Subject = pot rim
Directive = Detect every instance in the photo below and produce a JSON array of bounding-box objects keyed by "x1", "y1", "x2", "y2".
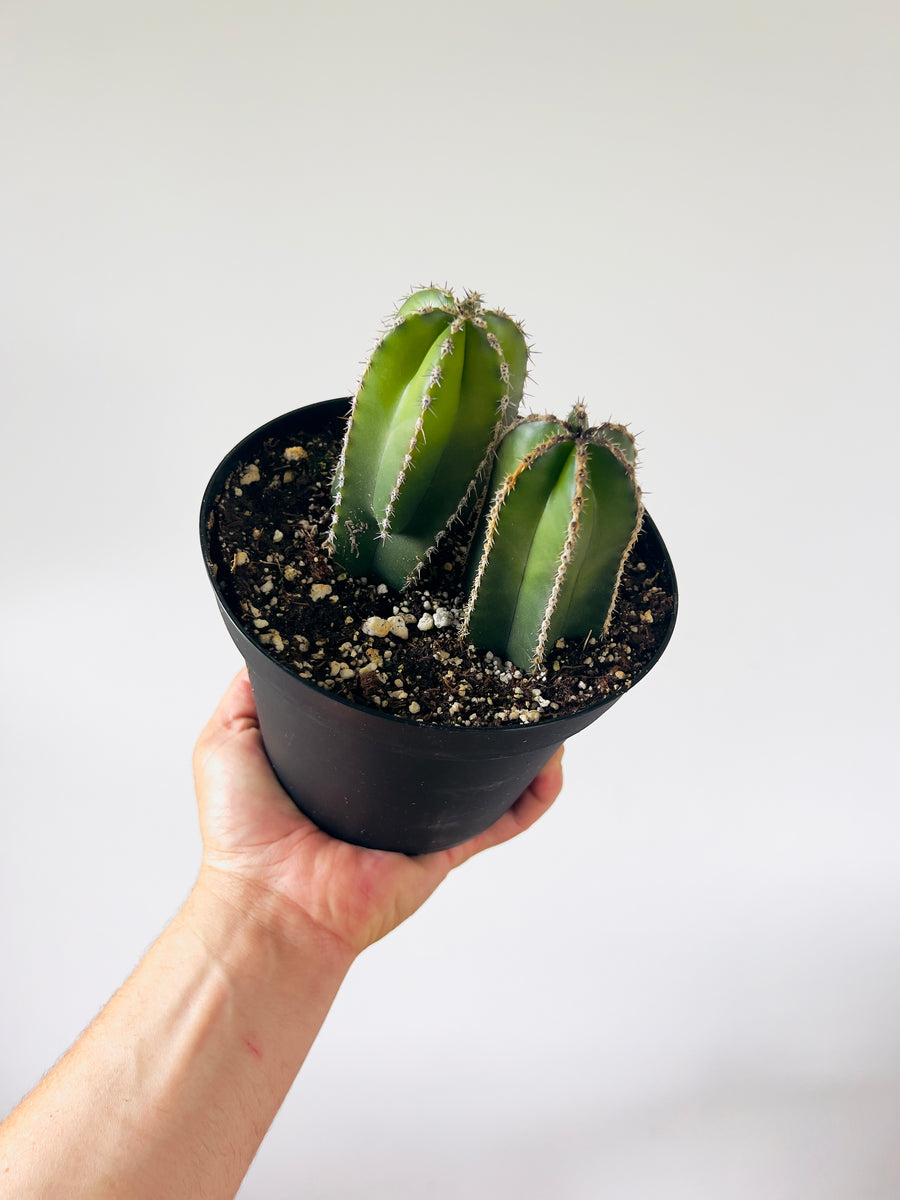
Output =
[{"x1": 200, "y1": 397, "x2": 678, "y2": 735}]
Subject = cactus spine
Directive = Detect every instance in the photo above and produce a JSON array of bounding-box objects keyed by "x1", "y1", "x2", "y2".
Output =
[
  {"x1": 462, "y1": 405, "x2": 642, "y2": 674},
  {"x1": 329, "y1": 287, "x2": 528, "y2": 591}
]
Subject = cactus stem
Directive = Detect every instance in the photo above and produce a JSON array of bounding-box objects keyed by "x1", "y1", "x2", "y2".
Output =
[
  {"x1": 463, "y1": 410, "x2": 644, "y2": 673},
  {"x1": 381, "y1": 400, "x2": 430, "y2": 531},
  {"x1": 331, "y1": 286, "x2": 528, "y2": 589},
  {"x1": 463, "y1": 433, "x2": 570, "y2": 635},
  {"x1": 533, "y1": 443, "x2": 588, "y2": 669}
]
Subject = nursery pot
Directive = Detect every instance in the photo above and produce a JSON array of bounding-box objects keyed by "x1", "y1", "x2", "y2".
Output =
[{"x1": 201, "y1": 398, "x2": 678, "y2": 855}]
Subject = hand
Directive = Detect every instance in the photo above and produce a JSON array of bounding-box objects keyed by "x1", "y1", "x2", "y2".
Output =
[{"x1": 193, "y1": 669, "x2": 564, "y2": 959}]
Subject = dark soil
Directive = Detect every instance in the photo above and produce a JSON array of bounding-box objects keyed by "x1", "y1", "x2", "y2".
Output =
[{"x1": 205, "y1": 415, "x2": 676, "y2": 728}]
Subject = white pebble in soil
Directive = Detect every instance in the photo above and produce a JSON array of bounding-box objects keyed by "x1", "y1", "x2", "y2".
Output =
[{"x1": 362, "y1": 615, "x2": 409, "y2": 640}]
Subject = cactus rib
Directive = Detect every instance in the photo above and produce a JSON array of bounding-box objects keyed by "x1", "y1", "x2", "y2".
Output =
[{"x1": 329, "y1": 287, "x2": 528, "y2": 590}]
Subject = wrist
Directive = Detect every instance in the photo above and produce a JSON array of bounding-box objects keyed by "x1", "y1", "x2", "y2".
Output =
[{"x1": 186, "y1": 866, "x2": 358, "y2": 989}]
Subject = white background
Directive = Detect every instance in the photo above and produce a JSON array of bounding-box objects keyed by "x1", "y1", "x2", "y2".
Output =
[{"x1": 1, "y1": 1, "x2": 898, "y2": 1196}]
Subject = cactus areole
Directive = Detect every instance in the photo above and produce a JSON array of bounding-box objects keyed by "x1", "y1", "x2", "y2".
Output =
[{"x1": 329, "y1": 288, "x2": 528, "y2": 592}]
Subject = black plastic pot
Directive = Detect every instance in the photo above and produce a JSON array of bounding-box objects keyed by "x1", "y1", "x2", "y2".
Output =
[{"x1": 201, "y1": 399, "x2": 678, "y2": 855}]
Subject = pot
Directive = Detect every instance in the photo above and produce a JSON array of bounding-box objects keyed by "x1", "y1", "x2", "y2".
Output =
[{"x1": 200, "y1": 399, "x2": 678, "y2": 854}]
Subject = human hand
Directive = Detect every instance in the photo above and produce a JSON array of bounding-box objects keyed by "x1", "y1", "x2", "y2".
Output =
[{"x1": 192, "y1": 669, "x2": 564, "y2": 960}]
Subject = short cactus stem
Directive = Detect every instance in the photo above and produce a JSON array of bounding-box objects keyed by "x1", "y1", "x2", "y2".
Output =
[
  {"x1": 462, "y1": 405, "x2": 643, "y2": 674},
  {"x1": 329, "y1": 287, "x2": 529, "y2": 590}
]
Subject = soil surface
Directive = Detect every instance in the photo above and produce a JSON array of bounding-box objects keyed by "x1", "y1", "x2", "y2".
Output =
[{"x1": 205, "y1": 416, "x2": 676, "y2": 728}]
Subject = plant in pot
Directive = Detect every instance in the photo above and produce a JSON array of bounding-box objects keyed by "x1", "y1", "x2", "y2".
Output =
[{"x1": 201, "y1": 287, "x2": 677, "y2": 854}]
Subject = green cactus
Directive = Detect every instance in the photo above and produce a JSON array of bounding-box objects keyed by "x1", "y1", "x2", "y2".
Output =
[
  {"x1": 461, "y1": 405, "x2": 643, "y2": 673},
  {"x1": 329, "y1": 287, "x2": 528, "y2": 590}
]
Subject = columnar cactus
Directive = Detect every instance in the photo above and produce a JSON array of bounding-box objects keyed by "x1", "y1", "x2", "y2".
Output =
[
  {"x1": 461, "y1": 405, "x2": 642, "y2": 673},
  {"x1": 329, "y1": 287, "x2": 528, "y2": 590}
]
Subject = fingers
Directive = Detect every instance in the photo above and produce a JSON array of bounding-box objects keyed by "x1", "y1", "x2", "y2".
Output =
[
  {"x1": 192, "y1": 668, "x2": 278, "y2": 805},
  {"x1": 445, "y1": 746, "x2": 565, "y2": 868},
  {"x1": 193, "y1": 669, "x2": 309, "y2": 844},
  {"x1": 203, "y1": 668, "x2": 258, "y2": 739},
  {"x1": 193, "y1": 669, "x2": 257, "y2": 770},
  {"x1": 497, "y1": 744, "x2": 565, "y2": 841},
  {"x1": 215, "y1": 667, "x2": 258, "y2": 725}
]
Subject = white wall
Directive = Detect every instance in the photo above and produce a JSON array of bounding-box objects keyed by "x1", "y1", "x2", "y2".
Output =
[{"x1": 2, "y1": 2, "x2": 898, "y2": 1195}]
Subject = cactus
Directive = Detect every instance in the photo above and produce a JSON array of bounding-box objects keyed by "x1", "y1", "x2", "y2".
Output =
[
  {"x1": 461, "y1": 405, "x2": 642, "y2": 673},
  {"x1": 329, "y1": 287, "x2": 528, "y2": 590}
]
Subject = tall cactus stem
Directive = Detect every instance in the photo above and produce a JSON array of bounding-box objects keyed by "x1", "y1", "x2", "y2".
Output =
[{"x1": 329, "y1": 287, "x2": 528, "y2": 590}]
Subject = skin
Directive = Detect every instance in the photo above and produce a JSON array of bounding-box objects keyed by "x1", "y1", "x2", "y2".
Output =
[{"x1": 0, "y1": 669, "x2": 564, "y2": 1199}]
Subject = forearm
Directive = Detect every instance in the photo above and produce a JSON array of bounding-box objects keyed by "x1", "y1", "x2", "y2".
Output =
[{"x1": 0, "y1": 872, "x2": 354, "y2": 1200}]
